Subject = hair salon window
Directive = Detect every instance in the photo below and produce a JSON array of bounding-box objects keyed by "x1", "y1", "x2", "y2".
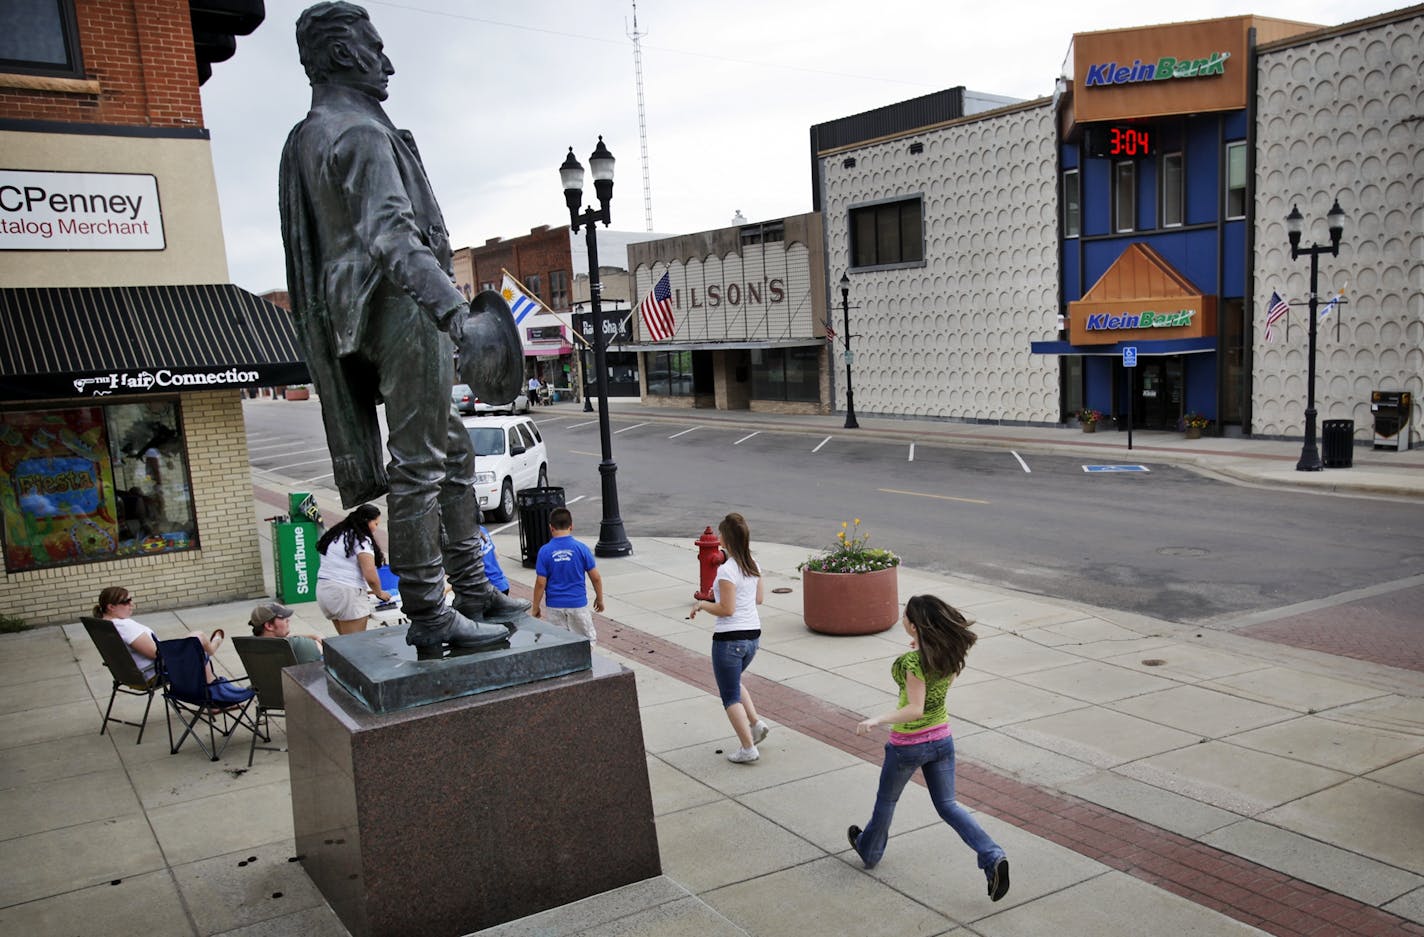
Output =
[
  {"x1": 1, "y1": 0, "x2": 84, "y2": 78},
  {"x1": 0, "y1": 400, "x2": 199, "y2": 573},
  {"x1": 645, "y1": 350, "x2": 694, "y2": 397},
  {"x1": 750, "y1": 347, "x2": 819, "y2": 402},
  {"x1": 1225, "y1": 141, "x2": 1247, "y2": 220}
]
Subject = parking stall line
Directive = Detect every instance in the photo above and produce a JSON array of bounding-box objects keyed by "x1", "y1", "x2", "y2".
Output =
[
  {"x1": 908, "y1": 443, "x2": 915, "y2": 462},
  {"x1": 878, "y1": 487, "x2": 991, "y2": 505},
  {"x1": 613, "y1": 422, "x2": 647, "y2": 435},
  {"x1": 569, "y1": 449, "x2": 600, "y2": 457},
  {"x1": 248, "y1": 441, "x2": 313, "y2": 453},
  {"x1": 300, "y1": 472, "x2": 335, "y2": 484},
  {"x1": 273, "y1": 457, "x2": 334, "y2": 470},
  {"x1": 568, "y1": 420, "x2": 598, "y2": 429},
  {"x1": 1012, "y1": 451, "x2": 1031, "y2": 473},
  {"x1": 734, "y1": 431, "x2": 760, "y2": 445},
  {"x1": 812, "y1": 436, "x2": 831, "y2": 453},
  {"x1": 669, "y1": 427, "x2": 698, "y2": 439}
]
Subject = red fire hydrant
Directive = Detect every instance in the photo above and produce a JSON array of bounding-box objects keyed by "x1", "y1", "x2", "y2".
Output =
[{"x1": 694, "y1": 525, "x2": 726, "y2": 601}]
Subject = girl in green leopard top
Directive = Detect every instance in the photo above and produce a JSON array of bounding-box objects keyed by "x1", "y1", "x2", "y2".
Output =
[{"x1": 848, "y1": 595, "x2": 1010, "y2": 902}]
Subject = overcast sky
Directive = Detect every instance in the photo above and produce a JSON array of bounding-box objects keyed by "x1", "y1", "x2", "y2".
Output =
[{"x1": 200, "y1": 0, "x2": 1395, "y2": 294}]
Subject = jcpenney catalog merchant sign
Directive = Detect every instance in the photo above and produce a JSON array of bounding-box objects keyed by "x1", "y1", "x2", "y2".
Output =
[{"x1": 0, "y1": 169, "x2": 165, "y2": 251}]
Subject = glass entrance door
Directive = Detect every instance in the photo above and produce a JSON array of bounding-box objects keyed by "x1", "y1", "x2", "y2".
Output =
[{"x1": 1134, "y1": 357, "x2": 1183, "y2": 429}]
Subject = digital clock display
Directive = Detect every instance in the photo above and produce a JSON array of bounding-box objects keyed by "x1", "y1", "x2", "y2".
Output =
[{"x1": 1084, "y1": 125, "x2": 1152, "y2": 159}]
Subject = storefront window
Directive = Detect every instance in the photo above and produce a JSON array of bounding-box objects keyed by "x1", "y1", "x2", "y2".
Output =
[
  {"x1": 750, "y1": 348, "x2": 820, "y2": 402},
  {"x1": 646, "y1": 351, "x2": 693, "y2": 397},
  {"x1": 0, "y1": 400, "x2": 198, "y2": 572}
]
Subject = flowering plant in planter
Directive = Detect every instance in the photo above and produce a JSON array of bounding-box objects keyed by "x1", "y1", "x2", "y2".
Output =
[
  {"x1": 1181, "y1": 412, "x2": 1210, "y2": 430},
  {"x1": 1078, "y1": 408, "x2": 1104, "y2": 425},
  {"x1": 798, "y1": 518, "x2": 899, "y2": 574}
]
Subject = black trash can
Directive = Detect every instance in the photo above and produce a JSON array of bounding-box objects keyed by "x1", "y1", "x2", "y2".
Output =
[
  {"x1": 517, "y1": 486, "x2": 566, "y2": 568},
  {"x1": 1322, "y1": 419, "x2": 1354, "y2": 468}
]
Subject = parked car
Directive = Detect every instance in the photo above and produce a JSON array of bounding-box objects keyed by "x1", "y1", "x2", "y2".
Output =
[
  {"x1": 462, "y1": 414, "x2": 549, "y2": 522},
  {"x1": 473, "y1": 390, "x2": 532, "y2": 415},
  {"x1": 451, "y1": 383, "x2": 478, "y2": 415}
]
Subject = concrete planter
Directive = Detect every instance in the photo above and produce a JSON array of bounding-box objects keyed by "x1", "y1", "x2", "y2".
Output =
[
  {"x1": 1081, "y1": 422, "x2": 1097, "y2": 433},
  {"x1": 1184, "y1": 426, "x2": 1203, "y2": 439},
  {"x1": 803, "y1": 566, "x2": 899, "y2": 635}
]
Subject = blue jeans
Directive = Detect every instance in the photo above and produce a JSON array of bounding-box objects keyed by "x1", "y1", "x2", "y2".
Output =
[
  {"x1": 711, "y1": 638, "x2": 758, "y2": 707},
  {"x1": 852, "y1": 736, "x2": 1004, "y2": 873}
]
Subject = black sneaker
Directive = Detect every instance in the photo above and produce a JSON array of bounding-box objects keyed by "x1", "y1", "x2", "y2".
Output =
[
  {"x1": 847, "y1": 825, "x2": 862, "y2": 852},
  {"x1": 988, "y1": 857, "x2": 1010, "y2": 902}
]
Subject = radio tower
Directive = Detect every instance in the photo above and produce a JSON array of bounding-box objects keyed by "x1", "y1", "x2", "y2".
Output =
[{"x1": 628, "y1": 1, "x2": 654, "y2": 231}]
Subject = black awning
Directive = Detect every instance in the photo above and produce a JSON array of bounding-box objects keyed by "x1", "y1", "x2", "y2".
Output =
[{"x1": 0, "y1": 284, "x2": 309, "y2": 401}]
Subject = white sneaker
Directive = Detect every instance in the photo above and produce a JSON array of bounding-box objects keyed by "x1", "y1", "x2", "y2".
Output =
[
  {"x1": 752, "y1": 720, "x2": 771, "y2": 744},
  {"x1": 727, "y1": 746, "x2": 760, "y2": 764}
]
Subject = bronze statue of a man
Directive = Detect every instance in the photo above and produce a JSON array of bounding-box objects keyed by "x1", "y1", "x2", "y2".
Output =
[{"x1": 278, "y1": 1, "x2": 528, "y2": 656}]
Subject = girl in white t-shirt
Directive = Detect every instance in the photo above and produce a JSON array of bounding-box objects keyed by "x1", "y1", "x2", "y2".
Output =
[
  {"x1": 315, "y1": 504, "x2": 392, "y2": 634},
  {"x1": 95, "y1": 586, "x2": 222, "y2": 683},
  {"x1": 688, "y1": 513, "x2": 770, "y2": 764}
]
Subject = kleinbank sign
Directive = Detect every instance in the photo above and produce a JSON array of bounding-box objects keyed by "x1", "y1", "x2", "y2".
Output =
[{"x1": 0, "y1": 169, "x2": 165, "y2": 251}]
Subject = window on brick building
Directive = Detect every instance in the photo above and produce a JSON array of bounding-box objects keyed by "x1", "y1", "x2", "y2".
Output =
[
  {"x1": 0, "y1": 399, "x2": 200, "y2": 573},
  {"x1": 550, "y1": 270, "x2": 569, "y2": 309},
  {"x1": 1, "y1": 0, "x2": 84, "y2": 78},
  {"x1": 526, "y1": 274, "x2": 542, "y2": 301}
]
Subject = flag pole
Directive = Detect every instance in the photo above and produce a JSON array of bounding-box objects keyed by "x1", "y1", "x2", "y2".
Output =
[{"x1": 502, "y1": 267, "x2": 593, "y2": 349}]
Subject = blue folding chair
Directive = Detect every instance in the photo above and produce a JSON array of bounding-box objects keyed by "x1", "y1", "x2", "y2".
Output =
[{"x1": 157, "y1": 636, "x2": 256, "y2": 761}]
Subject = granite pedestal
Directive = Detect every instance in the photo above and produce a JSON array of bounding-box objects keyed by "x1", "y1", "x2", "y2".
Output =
[{"x1": 284, "y1": 641, "x2": 661, "y2": 937}]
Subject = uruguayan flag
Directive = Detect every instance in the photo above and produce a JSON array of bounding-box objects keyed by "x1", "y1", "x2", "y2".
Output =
[{"x1": 500, "y1": 272, "x2": 543, "y2": 324}]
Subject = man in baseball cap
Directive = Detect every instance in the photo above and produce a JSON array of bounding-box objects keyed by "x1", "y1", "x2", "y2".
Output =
[{"x1": 248, "y1": 603, "x2": 323, "y2": 663}]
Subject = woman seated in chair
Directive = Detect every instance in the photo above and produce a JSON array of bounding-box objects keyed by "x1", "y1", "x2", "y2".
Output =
[{"x1": 95, "y1": 586, "x2": 223, "y2": 683}]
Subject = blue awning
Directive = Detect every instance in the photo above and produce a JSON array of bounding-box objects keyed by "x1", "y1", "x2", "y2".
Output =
[{"x1": 1030, "y1": 337, "x2": 1217, "y2": 356}]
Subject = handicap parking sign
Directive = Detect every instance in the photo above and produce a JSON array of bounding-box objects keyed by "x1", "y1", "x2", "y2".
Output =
[{"x1": 1123, "y1": 346, "x2": 1138, "y2": 367}]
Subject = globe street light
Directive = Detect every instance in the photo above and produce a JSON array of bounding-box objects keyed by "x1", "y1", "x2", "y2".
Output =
[
  {"x1": 1285, "y1": 198, "x2": 1346, "y2": 472},
  {"x1": 561, "y1": 138, "x2": 632, "y2": 556},
  {"x1": 840, "y1": 272, "x2": 859, "y2": 429}
]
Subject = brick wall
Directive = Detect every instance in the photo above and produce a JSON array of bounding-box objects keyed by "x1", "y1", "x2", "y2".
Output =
[
  {"x1": 455, "y1": 226, "x2": 574, "y2": 308},
  {"x1": 1, "y1": 391, "x2": 266, "y2": 627},
  {"x1": 0, "y1": 0, "x2": 204, "y2": 128}
]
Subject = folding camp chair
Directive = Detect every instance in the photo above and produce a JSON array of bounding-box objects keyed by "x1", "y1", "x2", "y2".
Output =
[
  {"x1": 232, "y1": 636, "x2": 298, "y2": 767},
  {"x1": 80, "y1": 616, "x2": 160, "y2": 744},
  {"x1": 156, "y1": 636, "x2": 256, "y2": 761}
]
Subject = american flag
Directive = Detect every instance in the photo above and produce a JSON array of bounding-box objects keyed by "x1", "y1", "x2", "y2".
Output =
[
  {"x1": 1263, "y1": 291, "x2": 1289, "y2": 343},
  {"x1": 638, "y1": 272, "x2": 676, "y2": 342}
]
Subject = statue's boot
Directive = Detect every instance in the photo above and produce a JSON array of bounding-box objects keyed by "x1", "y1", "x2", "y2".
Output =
[
  {"x1": 452, "y1": 290, "x2": 524, "y2": 403},
  {"x1": 405, "y1": 605, "x2": 510, "y2": 661},
  {"x1": 455, "y1": 585, "x2": 530, "y2": 626}
]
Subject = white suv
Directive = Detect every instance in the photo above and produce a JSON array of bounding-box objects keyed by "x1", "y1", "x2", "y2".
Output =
[{"x1": 462, "y1": 415, "x2": 550, "y2": 522}]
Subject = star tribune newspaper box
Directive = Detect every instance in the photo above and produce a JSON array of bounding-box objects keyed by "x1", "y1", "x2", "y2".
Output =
[{"x1": 272, "y1": 492, "x2": 322, "y2": 604}]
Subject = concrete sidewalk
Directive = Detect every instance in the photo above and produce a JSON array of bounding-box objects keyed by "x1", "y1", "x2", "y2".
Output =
[
  {"x1": 3, "y1": 513, "x2": 1422, "y2": 935},
  {"x1": 2, "y1": 404, "x2": 1421, "y2": 935}
]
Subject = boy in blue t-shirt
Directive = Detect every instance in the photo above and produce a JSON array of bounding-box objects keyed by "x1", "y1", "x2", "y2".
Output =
[
  {"x1": 479, "y1": 526, "x2": 510, "y2": 595},
  {"x1": 532, "y1": 507, "x2": 603, "y2": 643}
]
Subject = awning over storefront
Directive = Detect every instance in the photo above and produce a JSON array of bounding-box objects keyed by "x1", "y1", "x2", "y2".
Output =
[
  {"x1": 0, "y1": 284, "x2": 308, "y2": 401},
  {"x1": 1031, "y1": 337, "x2": 1217, "y2": 356},
  {"x1": 524, "y1": 343, "x2": 574, "y2": 357},
  {"x1": 625, "y1": 338, "x2": 825, "y2": 352}
]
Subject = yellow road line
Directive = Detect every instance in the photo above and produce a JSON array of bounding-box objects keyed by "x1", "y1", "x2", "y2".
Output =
[{"x1": 878, "y1": 487, "x2": 991, "y2": 505}]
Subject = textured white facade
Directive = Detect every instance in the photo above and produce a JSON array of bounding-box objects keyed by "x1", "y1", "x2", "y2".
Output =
[
  {"x1": 819, "y1": 103, "x2": 1060, "y2": 423},
  {"x1": 1252, "y1": 12, "x2": 1423, "y2": 441}
]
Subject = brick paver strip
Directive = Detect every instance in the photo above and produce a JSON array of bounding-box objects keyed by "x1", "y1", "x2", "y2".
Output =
[
  {"x1": 587, "y1": 614, "x2": 1424, "y2": 937},
  {"x1": 253, "y1": 485, "x2": 1419, "y2": 935}
]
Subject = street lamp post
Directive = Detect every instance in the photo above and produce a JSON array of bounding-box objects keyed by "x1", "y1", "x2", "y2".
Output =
[
  {"x1": 840, "y1": 272, "x2": 858, "y2": 429},
  {"x1": 1285, "y1": 198, "x2": 1346, "y2": 472},
  {"x1": 561, "y1": 138, "x2": 632, "y2": 556}
]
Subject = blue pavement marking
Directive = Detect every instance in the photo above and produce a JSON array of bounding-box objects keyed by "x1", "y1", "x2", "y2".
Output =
[{"x1": 1083, "y1": 464, "x2": 1151, "y2": 472}]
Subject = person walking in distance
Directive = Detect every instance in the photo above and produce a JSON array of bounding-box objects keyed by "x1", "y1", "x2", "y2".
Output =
[
  {"x1": 848, "y1": 595, "x2": 1010, "y2": 902},
  {"x1": 689, "y1": 513, "x2": 770, "y2": 764}
]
